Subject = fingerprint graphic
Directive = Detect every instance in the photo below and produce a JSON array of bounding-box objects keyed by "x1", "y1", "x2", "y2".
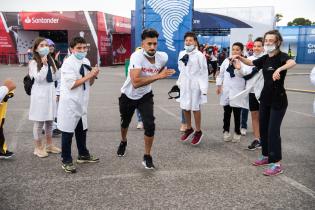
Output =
[{"x1": 147, "y1": 0, "x2": 190, "y2": 51}]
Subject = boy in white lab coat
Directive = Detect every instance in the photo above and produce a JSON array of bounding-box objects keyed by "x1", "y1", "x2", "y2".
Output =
[
  {"x1": 0, "y1": 79, "x2": 16, "y2": 159},
  {"x1": 177, "y1": 32, "x2": 208, "y2": 145},
  {"x1": 58, "y1": 37, "x2": 99, "y2": 173},
  {"x1": 216, "y1": 42, "x2": 246, "y2": 143}
]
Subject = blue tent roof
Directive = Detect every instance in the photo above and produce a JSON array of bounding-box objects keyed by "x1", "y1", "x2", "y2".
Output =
[{"x1": 193, "y1": 10, "x2": 252, "y2": 29}]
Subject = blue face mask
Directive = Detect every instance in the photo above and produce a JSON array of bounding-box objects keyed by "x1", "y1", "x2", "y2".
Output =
[
  {"x1": 184, "y1": 45, "x2": 195, "y2": 52},
  {"x1": 37, "y1": 47, "x2": 49, "y2": 57},
  {"x1": 74, "y1": 51, "x2": 87, "y2": 60}
]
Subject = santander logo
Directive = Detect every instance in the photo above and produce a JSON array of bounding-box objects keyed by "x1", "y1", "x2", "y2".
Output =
[{"x1": 24, "y1": 16, "x2": 59, "y2": 24}]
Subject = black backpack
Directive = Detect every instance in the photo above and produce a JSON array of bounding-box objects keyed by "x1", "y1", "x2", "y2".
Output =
[{"x1": 23, "y1": 74, "x2": 34, "y2": 95}]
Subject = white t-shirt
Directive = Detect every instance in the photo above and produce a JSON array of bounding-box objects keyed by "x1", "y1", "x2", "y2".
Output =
[
  {"x1": 0, "y1": 86, "x2": 9, "y2": 102},
  {"x1": 121, "y1": 49, "x2": 168, "y2": 100}
]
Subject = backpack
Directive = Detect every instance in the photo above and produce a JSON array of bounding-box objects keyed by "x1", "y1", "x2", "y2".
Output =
[{"x1": 23, "y1": 74, "x2": 34, "y2": 95}]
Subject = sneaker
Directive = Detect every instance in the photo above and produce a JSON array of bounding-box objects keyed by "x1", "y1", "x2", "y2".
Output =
[
  {"x1": 263, "y1": 163, "x2": 283, "y2": 176},
  {"x1": 191, "y1": 131, "x2": 203, "y2": 145},
  {"x1": 117, "y1": 141, "x2": 127, "y2": 157},
  {"x1": 180, "y1": 128, "x2": 194, "y2": 142},
  {"x1": 62, "y1": 162, "x2": 76, "y2": 173},
  {"x1": 241, "y1": 128, "x2": 247, "y2": 136},
  {"x1": 232, "y1": 133, "x2": 241, "y2": 143},
  {"x1": 46, "y1": 144, "x2": 61, "y2": 154},
  {"x1": 179, "y1": 123, "x2": 187, "y2": 132},
  {"x1": 76, "y1": 155, "x2": 99, "y2": 163},
  {"x1": 0, "y1": 150, "x2": 15, "y2": 159},
  {"x1": 252, "y1": 155, "x2": 269, "y2": 166},
  {"x1": 33, "y1": 147, "x2": 48, "y2": 158},
  {"x1": 142, "y1": 154, "x2": 155, "y2": 169},
  {"x1": 247, "y1": 139, "x2": 261, "y2": 150},
  {"x1": 52, "y1": 129, "x2": 61, "y2": 137},
  {"x1": 136, "y1": 122, "x2": 143, "y2": 129},
  {"x1": 223, "y1": 131, "x2": 231, "y2": 142}
]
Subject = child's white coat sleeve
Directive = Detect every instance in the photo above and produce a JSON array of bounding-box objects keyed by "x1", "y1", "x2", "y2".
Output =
[
  {"x1": 216, "y1": 59, "x2": 227, "y2": 86},
  {"x1": 61, "y1": 61, "x2": 77, "y2": 90},
  {"x1": 29, "y1": 60, "x2": 49, "y2": 82},
  {"x1": 198, "y1": 53, "x2": 209, "y2": 94}
]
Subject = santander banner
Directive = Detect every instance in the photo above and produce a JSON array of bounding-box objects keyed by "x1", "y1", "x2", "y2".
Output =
[
  {"x1": 19, "y1": 12, "x2": 86, "y2": 30},
  {"x1": 0, "y1": 12, "x2": 16, "y2": 54}
]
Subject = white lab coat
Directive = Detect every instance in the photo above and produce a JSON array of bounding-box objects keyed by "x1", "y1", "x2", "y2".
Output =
[
  {"x1": 310, "y1": 66, "x2": 315, "y2": 114},
  {"x1": 177, "y1": 49, "x2": 208, "y2": 111},
  {"x1": 229, "y1": 55, "x2": 264, "y2": 109},
  {"x1": 29, "y1": 60, "x2": 60, "y2": 121},
  {"x1": 216, "y1": 58, "x2": 246, "y2": 107},
  {"x1": 57, "y1": 55, "x2": 91, "y2": 133}
]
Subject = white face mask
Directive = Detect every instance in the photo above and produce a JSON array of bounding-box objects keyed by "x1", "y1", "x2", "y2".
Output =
[
  {"x1": 184, "y1": 45, "x2": 195, "y2": 52},
  {"x1": 264, "y1": 45, "x2": 276, "y2": 54},
  {"x1": 254, "y1": 52, "x2": 264, "y2": 58},
  {"x1": 37, "y1": 47, "x2": 49, "y2": 57},
  {"x1": 143, "y1": 50, "x2": 156, "y2": 58}
]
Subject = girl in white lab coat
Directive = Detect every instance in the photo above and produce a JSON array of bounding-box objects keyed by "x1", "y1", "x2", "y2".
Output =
[
  {"x1": 177, "y1": 32, "x2": 208, "y2": 146},
  {"x1": 216, "y1": 42, "x2": 246, "y2": 143},
  {"x1": 29, "y1": 37, "x2": 61, "y2": 158}
]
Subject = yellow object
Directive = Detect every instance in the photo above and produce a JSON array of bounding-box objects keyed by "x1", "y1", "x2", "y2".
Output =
[{"x1": 0, "y1": 91, "x2": 14, "y2": 153}]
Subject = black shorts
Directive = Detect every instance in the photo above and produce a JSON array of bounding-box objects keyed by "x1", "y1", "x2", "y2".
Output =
[
  {"x1": 249, "y1": 93, "x2": 260, "y2": 111},
  {"x1": 119, "y1": 91, "x2": 155, "y2": 137}
]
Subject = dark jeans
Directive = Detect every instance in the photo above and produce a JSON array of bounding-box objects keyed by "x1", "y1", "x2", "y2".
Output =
[
  {"x1": 223, "y1": 105, "x2": 241, "y2": 134},
  {"x1": 241, "y1": 108, "x2": 249, "y2": 129},
  {"x1": 259, "y1": 103, "x2": 287, "y2": 163},
  {"x1": 119, "y1": 92, "x2": 155, "y2": 137},
  {"x1": 0, "y1": 126, "x2": 5, "y2": 154},
  {"x1": 61, "y1": 118, "x2": 90, "y2": 164}
]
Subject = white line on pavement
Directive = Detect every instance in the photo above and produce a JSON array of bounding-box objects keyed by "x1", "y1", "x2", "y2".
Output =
[
  {"x1": 9, "y1": 109, "x2": 29, "y2": 150},
  {"x1": 287, "y1": 109, "x2": 315, "y2": 118}
]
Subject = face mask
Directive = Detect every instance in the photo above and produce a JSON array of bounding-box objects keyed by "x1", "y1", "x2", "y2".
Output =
[
  {"x1": 264, "y1": 45, "x2": 276, "y2": 54},
  {"x1": 143, "y1": 50, "x2": 156, "y2": 58},
  {"x1": 254, "y1": 52, "x2": 264, "y2": 58},
  {"x1": 247, "y1": 51, "x2": 253, "y2": 56},
  {"x1": 37, "y1": 47, "x2": 49, "y2": 57},
  {"x1": 74, "y1": 51, "x2": 87, "y2": 60},
  {"x1": 184, "y1": 45, "x2": 195, "y2": 52}
]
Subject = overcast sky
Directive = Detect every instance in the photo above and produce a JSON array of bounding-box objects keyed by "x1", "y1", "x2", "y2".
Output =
[{"x1": 1, "y1": 0, "x2": 314, "y2": 26}]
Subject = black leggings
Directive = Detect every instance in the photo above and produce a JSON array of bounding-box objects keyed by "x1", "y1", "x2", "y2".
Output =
[
  {"x1": 259, "y1": 103, "x2": 287, "y2": 163},
  {"x1": 119, "y1": 92, "x2": 155, "y2": 137},
  {"x1": 223, "y1": 105, "x2": 241, "y2": 134}
]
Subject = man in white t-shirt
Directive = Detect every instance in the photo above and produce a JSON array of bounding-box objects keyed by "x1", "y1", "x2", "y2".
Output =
[{"x1": 117, "y1": 28, "x2": 175, "y2": 169}]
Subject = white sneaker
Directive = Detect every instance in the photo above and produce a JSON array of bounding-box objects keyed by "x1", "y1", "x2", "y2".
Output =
[
  {"x1": 223, "y1": 131, "x2": 231, "y2": 142},
  {"x1": 232, "y1": 134, "x2": 241, "y2": 143},
  {"x1": 136, "y1": 122, "x2": 143, "y2": 129},
  {"x1": 241, "y1": 128, "x2": 247, "y2": 136}
]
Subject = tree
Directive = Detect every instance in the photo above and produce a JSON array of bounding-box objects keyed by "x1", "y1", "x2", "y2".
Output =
[
  {"x1": 275, "y1": 13, "x2": 283, "y2": 23},
  {"x1": 288, "y1": 18, "x2": 312, "y2": 26}
]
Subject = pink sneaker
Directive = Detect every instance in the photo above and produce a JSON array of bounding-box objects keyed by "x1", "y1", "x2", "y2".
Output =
[
  {"x1": 191, "y1": 131, "x2": 203, "y2": 145},
  {"x1": 180, "y1": 128, "x2": 194, "y2": 142},
  {"x1": 252, "y1": 156, "x2": 269, "y2": 166},
  {"x1": 263, "y1": 163, "x2": 283, "y2": 176}
]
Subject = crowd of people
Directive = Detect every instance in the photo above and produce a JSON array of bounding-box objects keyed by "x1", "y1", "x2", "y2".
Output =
[{"x1": 1, "y1": 28, "x2": 302, "y2": 177}]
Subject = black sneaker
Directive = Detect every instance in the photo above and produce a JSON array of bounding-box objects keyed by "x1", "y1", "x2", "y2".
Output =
[
  {"x1": 142, "y1": 154, "x2": 155, "y2": 169},
  {"x1": 0, "y1": 150, "x2": 15, "y2": 159},
  {"x1": 76, "y1": 155, "x2": 99, "y2": 163},
  {"x1": 247, "y1": 139, "x2": 261, "y2": 151},
  {"x1": 117, "y1": 141, "x2": 127, "y2": 157},
  {"x1": 52, "y1": 129, "x2": 62, "y2": 137},
  {"x1": 62, "y1": 162, "x2": 76, "y2": 173}
]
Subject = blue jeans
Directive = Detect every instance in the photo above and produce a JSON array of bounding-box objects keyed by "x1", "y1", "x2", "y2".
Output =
[
  {"x1": 241, "y1": 108, "x2": 249, "y2": 129},
  {"x1": 61, "y1": 119, "x2": 90, "y2": 164}
]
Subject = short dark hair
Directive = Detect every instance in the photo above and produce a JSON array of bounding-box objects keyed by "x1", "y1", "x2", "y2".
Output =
[
  {"x1": 232, "y1": 42, "x2": 244, "y2": 51},
  {"x1": 263, "y1": 30, "x2": 283, "y2": 46},
  {"x1": 70, "y1": 37, "x2": 87, "y2": 48},
  {"x1": 184, "y1": 31, "x2": 197, "y2": 41},
  {"x1": 141, "y1": 28, "x2": 159, "y2": 40},
  {"x1": 254, "y1": 37, "x2": 263, "y2": 43}
]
